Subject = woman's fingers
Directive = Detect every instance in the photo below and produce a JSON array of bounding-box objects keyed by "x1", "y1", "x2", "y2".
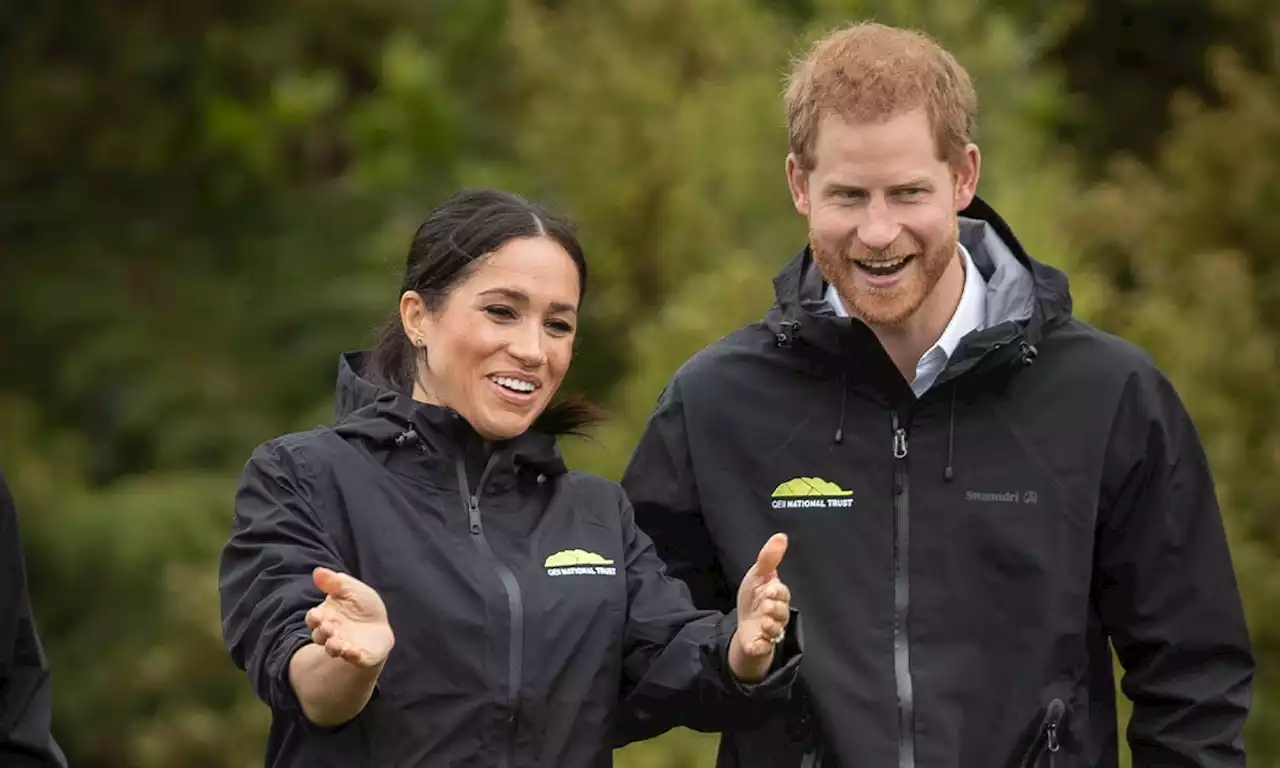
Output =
[
  {"x1": 755, "y1": 600, "x2": 788, "y2": 625},
  {"x1": 759, "y1": 616, "x2": 782, "y2": 638},
  {"x1": 771, "y1": 581, "x2": 791, "y2": 605},
  {"x1": 752, "y1": 580, "x2": 791, "y2": 611},
  {"x1": 324, "y1": 637, "x2": 347, "y2": 659},
  {"x1": 311, "y1": 619, "x2": 335, "y2": 647}
]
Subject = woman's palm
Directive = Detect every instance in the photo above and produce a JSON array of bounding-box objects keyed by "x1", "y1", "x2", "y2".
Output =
[{"x1": 306, "y1": 567, "x2": 395, "y2": 668}]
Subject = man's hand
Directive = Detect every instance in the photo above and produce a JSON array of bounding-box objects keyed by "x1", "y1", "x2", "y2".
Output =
[
  {"x1": 304, "y1": 567, "x2": 395, "y2": 668},
  {"x1": 729, "y1": 533, "x2": 791, "y2": 683}
]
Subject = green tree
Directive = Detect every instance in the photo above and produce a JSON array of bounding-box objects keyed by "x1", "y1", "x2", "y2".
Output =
[{"x1": 1070, "y1": 21, "x2": 1280, "y2": 759}]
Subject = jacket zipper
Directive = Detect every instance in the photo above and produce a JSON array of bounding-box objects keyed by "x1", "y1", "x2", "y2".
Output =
[
  {"x1": 1036, "y1": 698, "x2": 1065, "y2": 768},
  {"x1": 456, "y1": 456, "x2": 523, "y2": 768},
  {"x1": 891, "y1": 410, "x2": 915, "y2": 768}
]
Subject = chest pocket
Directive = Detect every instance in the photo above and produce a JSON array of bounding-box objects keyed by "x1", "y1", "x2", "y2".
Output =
[
  {"x1": 910, "y1": 403, "x2": 1097, "y2": 644},
  {"x1": 518, "y1": 496, "x2": 628, "y2": 682}
]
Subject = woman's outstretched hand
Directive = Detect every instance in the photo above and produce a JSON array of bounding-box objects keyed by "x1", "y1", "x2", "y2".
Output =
[
  {"x1": 305, "y1": 567, "x2": 396, "y2": 668},
  {"x1": 729, "y1": 533, "x2": 792, "y2": 683}
]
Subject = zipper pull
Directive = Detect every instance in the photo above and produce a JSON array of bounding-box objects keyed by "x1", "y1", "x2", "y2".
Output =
[
  {"x1": 1045, "y1": 697, "x2": 1065, "y2": 754},
  {"x1": 890, "y1": 412, "x2": 911, "y2": 458},
  {"x1": 468, "y1": 495, "x2": 481, "y2": 535}
]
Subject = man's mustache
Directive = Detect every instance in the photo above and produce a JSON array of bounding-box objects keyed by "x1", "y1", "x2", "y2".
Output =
[{"x1": 841, "y1": 233, "x2": 924, "y2": 262}]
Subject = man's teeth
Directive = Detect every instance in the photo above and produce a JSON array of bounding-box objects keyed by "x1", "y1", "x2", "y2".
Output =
[
  {"x1": 492, "y1": 376, "x2": 536, "y2": 393},
  {"x1": 858, "y1": 256, "x2": 909, "y2": 269}
]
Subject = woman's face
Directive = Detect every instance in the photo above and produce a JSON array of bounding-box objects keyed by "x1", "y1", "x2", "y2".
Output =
[{"x1": 403, "y1": 236, "x2": 581, "y2": 442}]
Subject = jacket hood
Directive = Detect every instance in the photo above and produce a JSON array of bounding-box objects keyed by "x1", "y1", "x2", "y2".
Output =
[
  {"x1": 330, "y1": 350, "x2": 567, "y2": 477},
  {"x1": 765, "y1": 195, "x2": 1073, "y2": 383}
]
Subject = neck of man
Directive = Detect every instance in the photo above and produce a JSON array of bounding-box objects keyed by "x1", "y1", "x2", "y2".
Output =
[{"x1": 871, "y1": 249, "x2": 966, "y2": 385}]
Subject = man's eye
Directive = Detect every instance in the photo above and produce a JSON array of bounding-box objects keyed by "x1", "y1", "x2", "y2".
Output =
[{"x1": 485, "y1": 306, "x2": 517, "y2": 320}]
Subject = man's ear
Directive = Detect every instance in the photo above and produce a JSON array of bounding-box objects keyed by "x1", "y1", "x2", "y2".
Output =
[
  {"x1": 400, "y1": 290, "x2": 431, "y2": 348},
  {"x1": 952, "y1": 143, "x2": 981, "y2": 211},
  {"x1": 785, "y1": 153, "x2": 812, "y2": 217}
]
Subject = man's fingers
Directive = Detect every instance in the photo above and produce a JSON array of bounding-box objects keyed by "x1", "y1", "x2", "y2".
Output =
[{"x1": 753, "y1": 533, "x2": 788, "y2": 579}]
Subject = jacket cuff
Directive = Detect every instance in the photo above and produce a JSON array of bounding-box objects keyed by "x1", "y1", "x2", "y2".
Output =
[
  {"x1": 717, "y1": 608, "x2": 803, "y2": 697},
  {"x1": 270, "y1": 627, "x2": 382, "y2": 732},
  {"x1": 267, "y1": 628, "x2": 314, "y2": 714}
]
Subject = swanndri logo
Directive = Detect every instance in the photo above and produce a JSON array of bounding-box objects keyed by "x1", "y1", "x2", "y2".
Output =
[
  {"x1": 966, "y1": 490, "x2": 1040, "y2": 504},
  {"x1": 770, "y1": 477, "x2": 855, "y2": 509},
  {"x1": 544, "y1": 549, "x2": 617, "y2": 577}
]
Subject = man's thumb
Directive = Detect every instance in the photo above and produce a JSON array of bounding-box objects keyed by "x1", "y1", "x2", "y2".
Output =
[
  {"x1": 313, "y1": 567, "x2": 346, "y2": 597},
  {"x1": 753, "y1": 533, "x2": 788, "y2": 578}
]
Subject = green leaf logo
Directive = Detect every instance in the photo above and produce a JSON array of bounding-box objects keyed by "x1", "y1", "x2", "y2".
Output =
[
  {"x1": 544, "y1": 549, "x2": 615, "y2": 568},
  {"x1": 771, "y1": 477, "x2": 853, "y2": 498}
]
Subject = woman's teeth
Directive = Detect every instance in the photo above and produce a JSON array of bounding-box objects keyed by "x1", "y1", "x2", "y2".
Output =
[{"x1": 492, "y1": 376, "x2": 536, "y2": 393}]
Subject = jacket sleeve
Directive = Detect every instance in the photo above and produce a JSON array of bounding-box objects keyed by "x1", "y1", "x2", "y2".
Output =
[
  {"x1": 621, "y1": 380, "x2": 734, "y2": 613},
  {"x1": 1095, "y1": 368, "x2": 1253, "y2": 765},
  {"x1": 218, "y1": 439, "x2": 349, "y2": 715},
  {"x1": 0, "y1": 471, "x2": 68, "y2": 768},
  {"x1": 611, "y1": 490, "x2": 801, "y2": 746}
]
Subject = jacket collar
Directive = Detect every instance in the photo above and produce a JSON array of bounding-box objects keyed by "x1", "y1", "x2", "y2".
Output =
[
  {"x1": 330, "y1": 351, "x2": 568, "y2": 479},
  {"x1": 765, "y1": 195, "x2": 1073, "y2": 390}
]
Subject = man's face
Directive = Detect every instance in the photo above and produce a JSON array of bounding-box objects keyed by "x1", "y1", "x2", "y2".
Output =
[{"x1": 786, "y1": 108, "x2": 979, "y2": 328}]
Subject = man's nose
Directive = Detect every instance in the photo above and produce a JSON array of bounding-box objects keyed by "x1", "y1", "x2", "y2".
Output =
[{"x1": 857, "y1": 197, "x2": 901, "y2": 250}]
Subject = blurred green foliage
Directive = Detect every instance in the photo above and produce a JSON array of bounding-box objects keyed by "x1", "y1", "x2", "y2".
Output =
[{"x1": 1, "y1": 0, "x2": 1275, "y2": 765}]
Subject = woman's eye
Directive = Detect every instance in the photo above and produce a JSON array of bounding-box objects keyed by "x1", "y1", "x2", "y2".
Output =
[
  {"x1": 547, "y1": 320, "x2": 575, "y2": 335},
  {"x1": 485, "y1": 305, "x2": 517, "y2": 321}
]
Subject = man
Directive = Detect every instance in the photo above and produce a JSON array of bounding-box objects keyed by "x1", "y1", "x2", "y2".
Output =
[
  {"x1": 621, "y1": 21, "x2": 1253, "y2": 768},
  {"x1": 0, "y1": 469, "x2": 67, "y2": 767}
]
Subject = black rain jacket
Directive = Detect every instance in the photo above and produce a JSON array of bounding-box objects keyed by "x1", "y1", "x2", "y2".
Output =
[
  {"x1": 219, "y1": 352, "x2": 800, "y2": 767},
  {"x1": 621, "y1": 197, "x2": 1253, "y2": 768},
  {"x1": 0, "y1": 470, "x2": 67, "y2": 768}
]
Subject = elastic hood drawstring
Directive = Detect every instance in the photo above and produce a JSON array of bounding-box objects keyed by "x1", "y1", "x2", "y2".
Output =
[
  {"x1": 834, "y1": 365, "x2": 848, "y2": 445},
  {"x1": 940, "y1": 340, "x2": 1036, "y2": 481},
  {"x1": 943, "y1": 388, "x2": 956, "y2": 483}
]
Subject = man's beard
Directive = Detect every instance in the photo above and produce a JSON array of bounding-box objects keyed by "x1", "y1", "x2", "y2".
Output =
[{"x1": 811, "y1": 224, "x2": 957, "y2": 328}]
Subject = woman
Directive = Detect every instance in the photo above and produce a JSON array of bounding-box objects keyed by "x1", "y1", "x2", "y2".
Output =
[{"x1": 218, "y1": 188, "x2": 800, "y2": 767}]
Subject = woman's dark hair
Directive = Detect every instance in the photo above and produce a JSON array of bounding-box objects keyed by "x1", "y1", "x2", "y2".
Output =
[{"x1": 366, "y1": 188, "x2": 606, "y2": 436}]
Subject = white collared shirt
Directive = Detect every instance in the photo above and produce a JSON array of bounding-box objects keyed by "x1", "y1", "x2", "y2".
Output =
[{"x1": 825, "y1": 244, "x2": 987, "y2": 397}]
